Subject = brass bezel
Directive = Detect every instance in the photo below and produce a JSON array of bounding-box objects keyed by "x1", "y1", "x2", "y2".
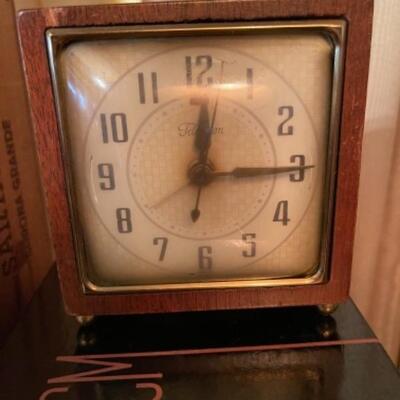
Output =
[{"x1": 46, "y1": 20, "x2": 346, "y2": 294}]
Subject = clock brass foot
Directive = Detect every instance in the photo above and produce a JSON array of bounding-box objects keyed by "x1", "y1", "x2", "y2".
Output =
[
  {"x1": 318, "y1": 304, "x2": 339, "y2": 316},
  {"x1": 75, "y1": 315, "x2": 95, "y2": 326},
  {"x1": 316, "y1": 316, "x2": 337, "y2": 339},
  {"x1": 77, "y1": 327, "x2": 97, "y2": 349}
]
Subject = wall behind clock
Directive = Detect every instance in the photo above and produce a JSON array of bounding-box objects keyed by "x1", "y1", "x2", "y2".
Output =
[
  {"x1": 351, "y1": 0, "x2": 400, "y2": 365},
  {"x1": 8, "y1": 0, "x2": 400, "y2": 366}
]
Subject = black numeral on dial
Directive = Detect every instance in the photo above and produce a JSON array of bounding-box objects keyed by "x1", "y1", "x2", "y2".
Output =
[
  {"x1": 198, "y1": 246, "x2": 212, "y2": 270},
  {"x1": 138, "y1": 72, "x2": 159, "y2": 104},
  {"x1": 278, "y1": 106, "x2": 294, "y2": 135},
  {"x1": 116, "y1": 208, "x2": 132, "y2": 233},
  {"x1": 273, "y1": 200, "x2": 290, "y2": 226},
  {"x1": 246, "y1": 68, "x2": 253, "y2": 99},
  {"x1": 185, "y1": 55, "x2": 213, "y2": 86},
  {"x1": 153, "y1": 237, "x2": 168, "y2": 261},
  {"x1": 289, "y1": 154, "x2": 306, "y2": 182},
  {"x1": 101, "y1": 113, "x2": 128, "y2": 143},
  {"x1": 98, "y1": 163, "x2": 115, "y2": 190},
  {"x1": 242, "y1": 233, "x2": 256, "y2": 257}
]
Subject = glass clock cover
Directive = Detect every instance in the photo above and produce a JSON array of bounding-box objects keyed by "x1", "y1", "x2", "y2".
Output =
[{"x1": 49, "y1": 23, "x2": 339, "y2": 290}]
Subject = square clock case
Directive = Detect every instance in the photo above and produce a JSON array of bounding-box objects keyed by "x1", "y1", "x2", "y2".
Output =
[{"x1": 17, "y1": 0, "x2": 373, "y2": 319}]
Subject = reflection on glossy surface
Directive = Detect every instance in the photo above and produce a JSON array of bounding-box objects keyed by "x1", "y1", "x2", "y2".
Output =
[
  {"x1": 66, "y1": 307, "x2": 341, "y2": 399},
  {"x1": 75, "y1": 306, "x2": 338, "y2": 354},
  {"x1": 52, "y1": 28, "x2": 333, "y2": 287},
  {"x1": 67, "y1": 81, "x2": 87, "y2": 110},
  {"x1": 66, "y1": 347, "x2": 342, "y2": 400},
  {"x1": 2, "y1": 269, "x2": 399, "y2": 400},
  {"x1": 62, "y1": 306, "x2": 341, "y2": 399}
]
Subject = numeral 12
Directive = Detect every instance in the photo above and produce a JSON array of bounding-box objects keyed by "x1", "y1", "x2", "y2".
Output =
[{"x1": 185, "y1": 55, "x2": 213, "y2": 86}]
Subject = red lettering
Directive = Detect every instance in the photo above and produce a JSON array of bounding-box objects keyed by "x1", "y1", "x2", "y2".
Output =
[
  {"x1": 48, "y1": 355, "x2": 162, "y2": 384},
  {"x1": 136, "y1": 382, "x2": 163, "y2": 400},
  {"x1": 39, "y1": 386, "x2": 69, "y2": 399}
]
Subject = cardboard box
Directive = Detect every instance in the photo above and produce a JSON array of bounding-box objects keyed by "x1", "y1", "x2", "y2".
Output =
[
  {"x1": 0, "y1": 0, "x2": 146, "y2": 345},
  {"x1": 0, "y1": 0, "x2": 54, "y2": 344}
]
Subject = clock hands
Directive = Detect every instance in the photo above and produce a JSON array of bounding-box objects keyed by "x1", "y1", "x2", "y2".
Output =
[
  {"x1": 191, "y1": 96, "x2": 211, "y2": 164},
  {"x1": 147, "y1": 181, "x2": 190, "y2": 209},
  {"x1": 190, "y1": 64, "x2": 225, "y2": 222},
  {"x1": 211, "y1": 165, "x2": 315, "y2": 178},
  {"x1": 146, "y1": 96, "x2": 214, "y2": 212},
  {"x1": 189, "y1": 97, "x2": 211, "y2": 222},
  {"x1": 148, "y1": 165, "x2": 315, "y2": 210},
  {"x1": 190, "y1": 186, "x2": 202, "y2": 222},
  {"x1": 147, "y1": 68, "x2": 313, "y2": 218}
]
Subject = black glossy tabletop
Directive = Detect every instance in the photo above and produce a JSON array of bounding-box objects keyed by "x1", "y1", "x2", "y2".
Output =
[{"x1": 1, "y1": 268, "x2": 399, "y2": 399}]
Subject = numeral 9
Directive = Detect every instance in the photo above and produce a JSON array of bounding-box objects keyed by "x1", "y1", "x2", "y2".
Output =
[{"x1": 98, "y1": 163, "x2": 115, "y2": 190}]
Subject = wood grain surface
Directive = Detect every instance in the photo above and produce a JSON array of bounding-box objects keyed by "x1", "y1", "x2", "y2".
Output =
[{"x1": 16, "y1": 0, "x2": 373, "y2": 316}]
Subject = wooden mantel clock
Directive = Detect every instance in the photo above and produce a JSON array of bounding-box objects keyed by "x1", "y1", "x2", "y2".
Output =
[{"x1": 17, "y1": 0, "x2": 373, "y2": 318}]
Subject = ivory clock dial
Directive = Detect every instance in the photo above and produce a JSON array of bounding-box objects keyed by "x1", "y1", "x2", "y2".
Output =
[
  {"x1": 127, "y1": 99, "x2": 275, "y2": 239},
  {"x1": 57, "y1": 30, "x2": 333, "y2": 287}
]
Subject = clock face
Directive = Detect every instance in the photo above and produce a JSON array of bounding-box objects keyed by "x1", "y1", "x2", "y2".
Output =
[{"x1": 53, "y1": 24, "x2": 336, "y2": 289}]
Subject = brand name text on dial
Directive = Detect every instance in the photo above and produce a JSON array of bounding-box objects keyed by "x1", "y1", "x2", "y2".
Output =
[{"x1": 178, "y1": 123, "x2": 224, "y2": 137}]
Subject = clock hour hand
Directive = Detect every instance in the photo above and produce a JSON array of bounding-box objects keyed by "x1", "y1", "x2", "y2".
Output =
[
  {"x1": 211, "y1": 165, "x2": 315, "y2": 178},
  {"x1": 189, "y1": 97, "x2": 211, "y2": 223},
  {"x1": 191, "y1": 96, "x2": 212, "y2": 164}
]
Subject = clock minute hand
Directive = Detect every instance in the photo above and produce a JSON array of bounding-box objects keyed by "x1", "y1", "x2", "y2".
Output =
[{"x1": 212, "y1": 165, "x2": 315, "y2": 178}]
